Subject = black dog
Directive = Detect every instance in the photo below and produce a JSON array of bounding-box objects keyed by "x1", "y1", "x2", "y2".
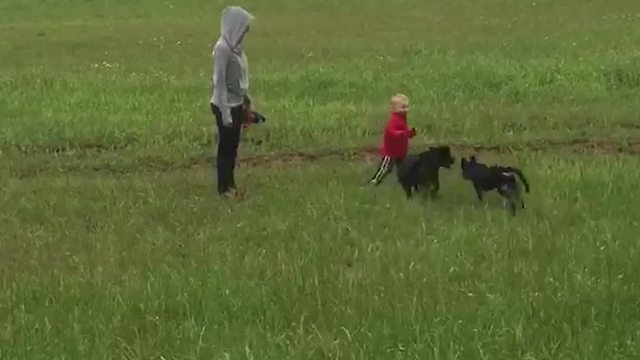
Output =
[
  {"x1": 460, "y1": 155, "x2": 530, "y2": 215},
  {"x1": 396, "y1": 146, "x2": 455, "y2": 199}
]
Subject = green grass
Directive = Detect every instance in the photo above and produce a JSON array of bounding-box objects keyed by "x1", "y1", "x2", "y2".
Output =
[
  {"x1": 2, "y1": 0, "x2": 640, "y2": 358},
  {"x1": 2, "y1": 153, "x2": 640, "y2": 359},
  {"x1": 2, "y1": 0, "x2": 640, "y2": 155}
]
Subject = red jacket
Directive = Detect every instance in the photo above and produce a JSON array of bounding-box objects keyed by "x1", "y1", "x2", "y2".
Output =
[{"x1": 380, "y1": 111, "x2": 415, "y2": 158}]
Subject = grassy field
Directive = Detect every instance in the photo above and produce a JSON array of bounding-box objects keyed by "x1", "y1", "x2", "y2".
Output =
[{"x1": 2, "y1": 0, "x2": 640, "y2": 359}]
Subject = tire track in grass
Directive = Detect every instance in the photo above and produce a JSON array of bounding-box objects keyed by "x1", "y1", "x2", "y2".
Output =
[
  {"x1": 236, "y1": 139, "x2": 640, "y2": 168},
  {"x1": 4, "y1": 138, "x2": 640, "y2": 178}
]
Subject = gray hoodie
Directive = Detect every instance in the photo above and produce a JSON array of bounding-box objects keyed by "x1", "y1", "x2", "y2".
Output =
[{"x1": 210, "y1": 6, "x2": 253, "y2": 125}]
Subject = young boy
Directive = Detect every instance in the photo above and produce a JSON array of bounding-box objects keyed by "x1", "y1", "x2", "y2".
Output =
[{"x1": 369, "y1": 93, "x2": 417, "y2": 185}]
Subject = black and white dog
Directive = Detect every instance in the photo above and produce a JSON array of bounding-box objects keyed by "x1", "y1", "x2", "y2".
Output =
[
  {"x1": 396, "y1": 146, "x2": 455, "y2": 199},
  {"x1": 460, "y1": 155, "x2": 530, "y2": 215}
]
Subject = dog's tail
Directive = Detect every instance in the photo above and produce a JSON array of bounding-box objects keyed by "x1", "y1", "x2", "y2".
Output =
[{"x1": 504, "y1": 167, "x2": 530, "y2": 193}]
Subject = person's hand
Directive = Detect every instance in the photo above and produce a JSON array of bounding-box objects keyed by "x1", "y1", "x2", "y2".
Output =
[
  {"x1": 246, "y1": 110, "x2": 256, "y2": 123},
  {"x1": 408, "y1": 128, "x2": 417, "y2": 138},
  {"x1": 241, "y1": 110, "x2": 254, "y2": 129},
  {"x1": 243, "y1": 94, "x2": 253, "y2": 111}
]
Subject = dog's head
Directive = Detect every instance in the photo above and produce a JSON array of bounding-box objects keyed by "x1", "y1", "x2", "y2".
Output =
[{"x1": 428, "y1": 145, "x2": 455, "y2": 169}]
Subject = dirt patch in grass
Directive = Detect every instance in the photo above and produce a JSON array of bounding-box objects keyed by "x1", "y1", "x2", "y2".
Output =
[
  {"x1": 235, "y1": 139, "x2": 640, "y2": 168},
  {"x1": 5, "y1": 139, "x2": 640, "y2": 179}
]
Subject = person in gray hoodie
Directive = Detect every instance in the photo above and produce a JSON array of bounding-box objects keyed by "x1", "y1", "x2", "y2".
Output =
[{"x1": 210, "y1": 5, "x2": 253, "y2": 197}]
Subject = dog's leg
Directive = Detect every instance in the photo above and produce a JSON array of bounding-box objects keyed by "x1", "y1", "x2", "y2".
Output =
[
  {"x1": 508, "y1": 196, "x2": 517, "y2": 215},
  {"x1": 517, "y1": 184, "x2": 525, "y2": 209},
  {"x1": 402, "y1": 184, "x2": 413, "y2": 199},
  {"x1": 429, "y1": 177, "x2": 440, "y2": 200},
  {"x1": 498, "y1": 186, "x2": 517, "y2": 216},
  {"x1": 473, "y1": 184, "x2": 484, "y2": 202},
  {"x1": 511, "y1": 182, "x2": 525, "y2": 209},
  {"x1": 516, "y1": 185, "x2": 525, "y2": 209},
  {"x1": 414, "y1": 181, "x2": 429, "y2": 200}
]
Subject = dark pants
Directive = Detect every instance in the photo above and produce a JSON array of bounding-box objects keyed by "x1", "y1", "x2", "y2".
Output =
[
  {"x1": 369, "y1": 156, "x2": 403, "y2": 185},
  {"x1": 211, "y1": 103, "x2": 244, "y2": 194}
]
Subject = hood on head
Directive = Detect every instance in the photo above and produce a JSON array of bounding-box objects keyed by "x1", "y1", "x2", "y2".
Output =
[{"x1": 220, "y1": 5, "x2": 253, "y2": 49}]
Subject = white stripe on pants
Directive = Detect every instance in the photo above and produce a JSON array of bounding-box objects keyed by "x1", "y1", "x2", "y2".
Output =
[{"x1": 370, "y1": 156, "x2": 394, "y2": 184}]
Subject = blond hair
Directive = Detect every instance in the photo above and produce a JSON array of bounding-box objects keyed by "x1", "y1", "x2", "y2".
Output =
[{"x1": 390, "y1": 93, "x2": 409, "y2": 112}]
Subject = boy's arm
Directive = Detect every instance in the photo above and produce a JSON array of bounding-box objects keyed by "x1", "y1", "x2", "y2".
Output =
[{"x1": 387, "y1": 121, "x2": 414, "y2": 138}]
